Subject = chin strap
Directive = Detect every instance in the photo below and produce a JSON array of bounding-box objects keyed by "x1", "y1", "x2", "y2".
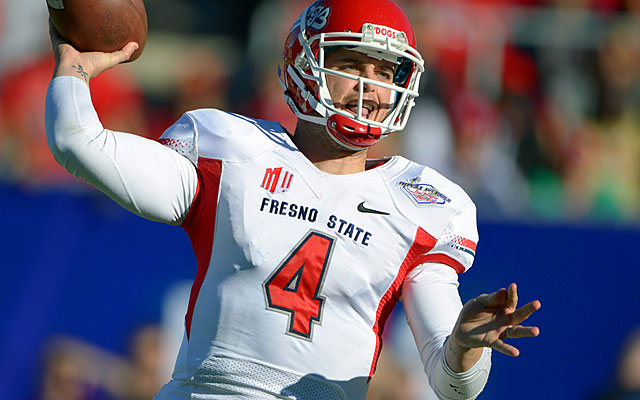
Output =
[{"x1": 326, "y1": 114, "x2": 383, "y2": 150}]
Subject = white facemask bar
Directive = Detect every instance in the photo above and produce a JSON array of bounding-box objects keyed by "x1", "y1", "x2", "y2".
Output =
[
  {"x1": 316, "y1": 64, "x2": 417, "y2": 132},
  {"x1": 288, "y1": 29, "x2": 424, "y2": 134}
]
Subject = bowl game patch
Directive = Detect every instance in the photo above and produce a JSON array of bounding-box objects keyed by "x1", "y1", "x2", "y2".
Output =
[{"x1": 397, "y1": 177, "x2": 451, "y2": 206}]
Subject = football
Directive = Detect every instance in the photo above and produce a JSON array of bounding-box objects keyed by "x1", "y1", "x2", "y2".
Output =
[{"x1": 47, "y1": 0, "x2": 148, "y2": 62}]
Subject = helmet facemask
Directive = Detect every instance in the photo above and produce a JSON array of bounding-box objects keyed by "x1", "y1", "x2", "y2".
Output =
[{"x1": 280, "y1": 11, "x2": 425, "y2": 151}]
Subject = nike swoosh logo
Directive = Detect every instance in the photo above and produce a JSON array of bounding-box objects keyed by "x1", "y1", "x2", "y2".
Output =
[{"x1": 357, "y1": 202, "x2": 390, "y2": 215}]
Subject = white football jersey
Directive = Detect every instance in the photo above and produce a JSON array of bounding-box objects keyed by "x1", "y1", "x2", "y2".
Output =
[{"x1": 155, "y1": 110, "x2": 479, "y2": 400}]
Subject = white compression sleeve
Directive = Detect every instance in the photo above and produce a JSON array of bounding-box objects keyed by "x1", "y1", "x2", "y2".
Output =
[
  {"x1": 402, "y1": 263, "x2": 491, "y2": 400},
  {"x1": 45, "y1": 76, "x2": 198, "y2": 225}
]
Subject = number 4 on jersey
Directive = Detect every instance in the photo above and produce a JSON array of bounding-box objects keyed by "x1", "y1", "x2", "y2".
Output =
[{"x1": 263, "y1": 230, "x2": 335, "y2": 340}]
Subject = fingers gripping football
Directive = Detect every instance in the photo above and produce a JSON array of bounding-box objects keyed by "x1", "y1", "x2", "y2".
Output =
[
  {"x1": 50, "y1": 19, "x2": 138, "y2": 83},
  {"x1": 47, "y1": 0, "x2": 147, "y2": 61}
]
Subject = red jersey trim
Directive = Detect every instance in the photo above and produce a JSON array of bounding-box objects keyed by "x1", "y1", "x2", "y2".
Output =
[
  {"x1": 368, "y1": 227, "x2": 437, "y2": 379},
  {"x1": 415, "y1": 253, "x2": 466, "y2": 274},
  {"x1": 181, "y1": 158, "x2": 222, "y2": 340}
]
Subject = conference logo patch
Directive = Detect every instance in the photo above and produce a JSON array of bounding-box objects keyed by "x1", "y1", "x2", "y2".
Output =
[
  {"x1": 397, "y1": 177, "x2": 451, "y2": 206},
  {"x1": 261, "y1": 167, "x2": 294, "y2": 194}
]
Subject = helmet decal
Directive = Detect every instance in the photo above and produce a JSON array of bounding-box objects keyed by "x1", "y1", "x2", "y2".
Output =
[{"x1": 305, "y1": 4, "x2": 331, "y2": 30}]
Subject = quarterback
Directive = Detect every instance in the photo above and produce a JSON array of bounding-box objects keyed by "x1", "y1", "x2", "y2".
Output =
[{"x1": 45, "y1": 0, "x2": 541, "y2": 399}]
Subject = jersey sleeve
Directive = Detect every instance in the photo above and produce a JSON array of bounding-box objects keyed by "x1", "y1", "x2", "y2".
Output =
[
  {"x1": 402, "y1": 263, "x2": 462, "y2": 367},
  {"x1": 158, "y1": 113, "x2": 199, "y2": 166},
  {"x1": 45, "y1": 76, "x2": 198, "y2": 225},
  {"x1": 418, "y1": 201, "x2": 479, "y2": 273},
  {"x1": 401, "y1": 263, "x2": 491, "y2": 399},
  {"x1": 159, "y1": 108, "x2": 286, "y2": 165}
]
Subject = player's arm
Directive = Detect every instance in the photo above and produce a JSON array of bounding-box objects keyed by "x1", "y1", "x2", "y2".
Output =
[
  {"x1": 45, "y1": 20, "x2": 198, "y2": 224},
  {"x1": 402, "y1": 269, "x2": 541, "y2": 400},
  {"x1": 402, "y1": 263, "x2": 492, "y2": 400}
]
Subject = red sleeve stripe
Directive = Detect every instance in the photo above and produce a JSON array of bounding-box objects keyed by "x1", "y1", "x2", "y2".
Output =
[
  {"x1": 181, "y1": 158, "x2": 222, "y2": 341},
  {"x1": 454, "y1": 236, "x2": 476, "y2": 257},
  {"x1": 458, "y1": 237, "x2": 477, "y2": 252},
  {"x1": 414, "y1": 253, "x2": 466, "y2": 274},
  {"x1": 368, "y1": 227, "x2": 437, "y2": 379}
]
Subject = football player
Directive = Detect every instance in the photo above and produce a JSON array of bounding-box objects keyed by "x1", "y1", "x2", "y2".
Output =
[{"x1": 45, "y1": 0, "x2": 541, "y2": 399}]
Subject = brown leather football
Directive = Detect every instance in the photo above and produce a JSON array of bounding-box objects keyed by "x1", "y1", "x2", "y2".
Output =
[{"x1": 47, "y1": 0, "x2": 147, "y2": 61}]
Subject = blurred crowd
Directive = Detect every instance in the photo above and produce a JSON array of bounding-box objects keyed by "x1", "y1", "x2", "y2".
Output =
[
  {"x1": 35, "y1": 326, "x2": 164, "y2": 400},
  {"x1": 1, "y1": 0, "x2": 639, "y2": 223}
]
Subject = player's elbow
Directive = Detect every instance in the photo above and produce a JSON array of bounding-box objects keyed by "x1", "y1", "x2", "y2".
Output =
[
  {"x1": 45, "y1": 123, "x2": 84, "y2": 169},
  {"x1": 45, "y1": 114, "x2": 105, "y2": 177}
]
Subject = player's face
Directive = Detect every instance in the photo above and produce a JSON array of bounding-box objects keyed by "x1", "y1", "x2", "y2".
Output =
[{"x1": 324, "y1": 47, "x2": 396, "y2": 123}]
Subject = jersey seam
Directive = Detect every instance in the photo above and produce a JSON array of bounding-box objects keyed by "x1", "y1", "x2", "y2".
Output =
[{"x1": 186, "y1": 110, "x2": 285, "y2": 165}]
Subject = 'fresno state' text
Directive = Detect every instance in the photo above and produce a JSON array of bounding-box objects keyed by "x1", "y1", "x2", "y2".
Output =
[
  {"x1": 260, "y1": 197, "x2": 318, "y2": 222},
  {"x1": 327, "y1": 215, "x2": 372, "y2": 246}
]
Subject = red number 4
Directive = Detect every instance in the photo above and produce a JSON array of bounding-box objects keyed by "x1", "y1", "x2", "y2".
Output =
[{"x1": 263, "y1": 230, "x2": 335, "y2": 340}]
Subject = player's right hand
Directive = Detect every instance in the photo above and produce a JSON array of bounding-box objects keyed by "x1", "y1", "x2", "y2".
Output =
[{"x1": 49, "y1": 19, "x2": 138, "y2": 84}]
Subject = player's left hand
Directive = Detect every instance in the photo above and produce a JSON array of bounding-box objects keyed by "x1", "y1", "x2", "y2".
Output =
[{"x1": 451, "y1": 283, "x2": 541, "y2": 357}]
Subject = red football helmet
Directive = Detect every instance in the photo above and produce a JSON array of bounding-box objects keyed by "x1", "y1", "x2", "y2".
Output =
[{"x1": 280, "y1": 0, "x2": 424, "y2": 150}]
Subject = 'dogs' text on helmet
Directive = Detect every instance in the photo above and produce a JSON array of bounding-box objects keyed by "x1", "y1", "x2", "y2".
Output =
[{"x1": 280, "y1": 0, "x2": 424, "y2": 150}]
